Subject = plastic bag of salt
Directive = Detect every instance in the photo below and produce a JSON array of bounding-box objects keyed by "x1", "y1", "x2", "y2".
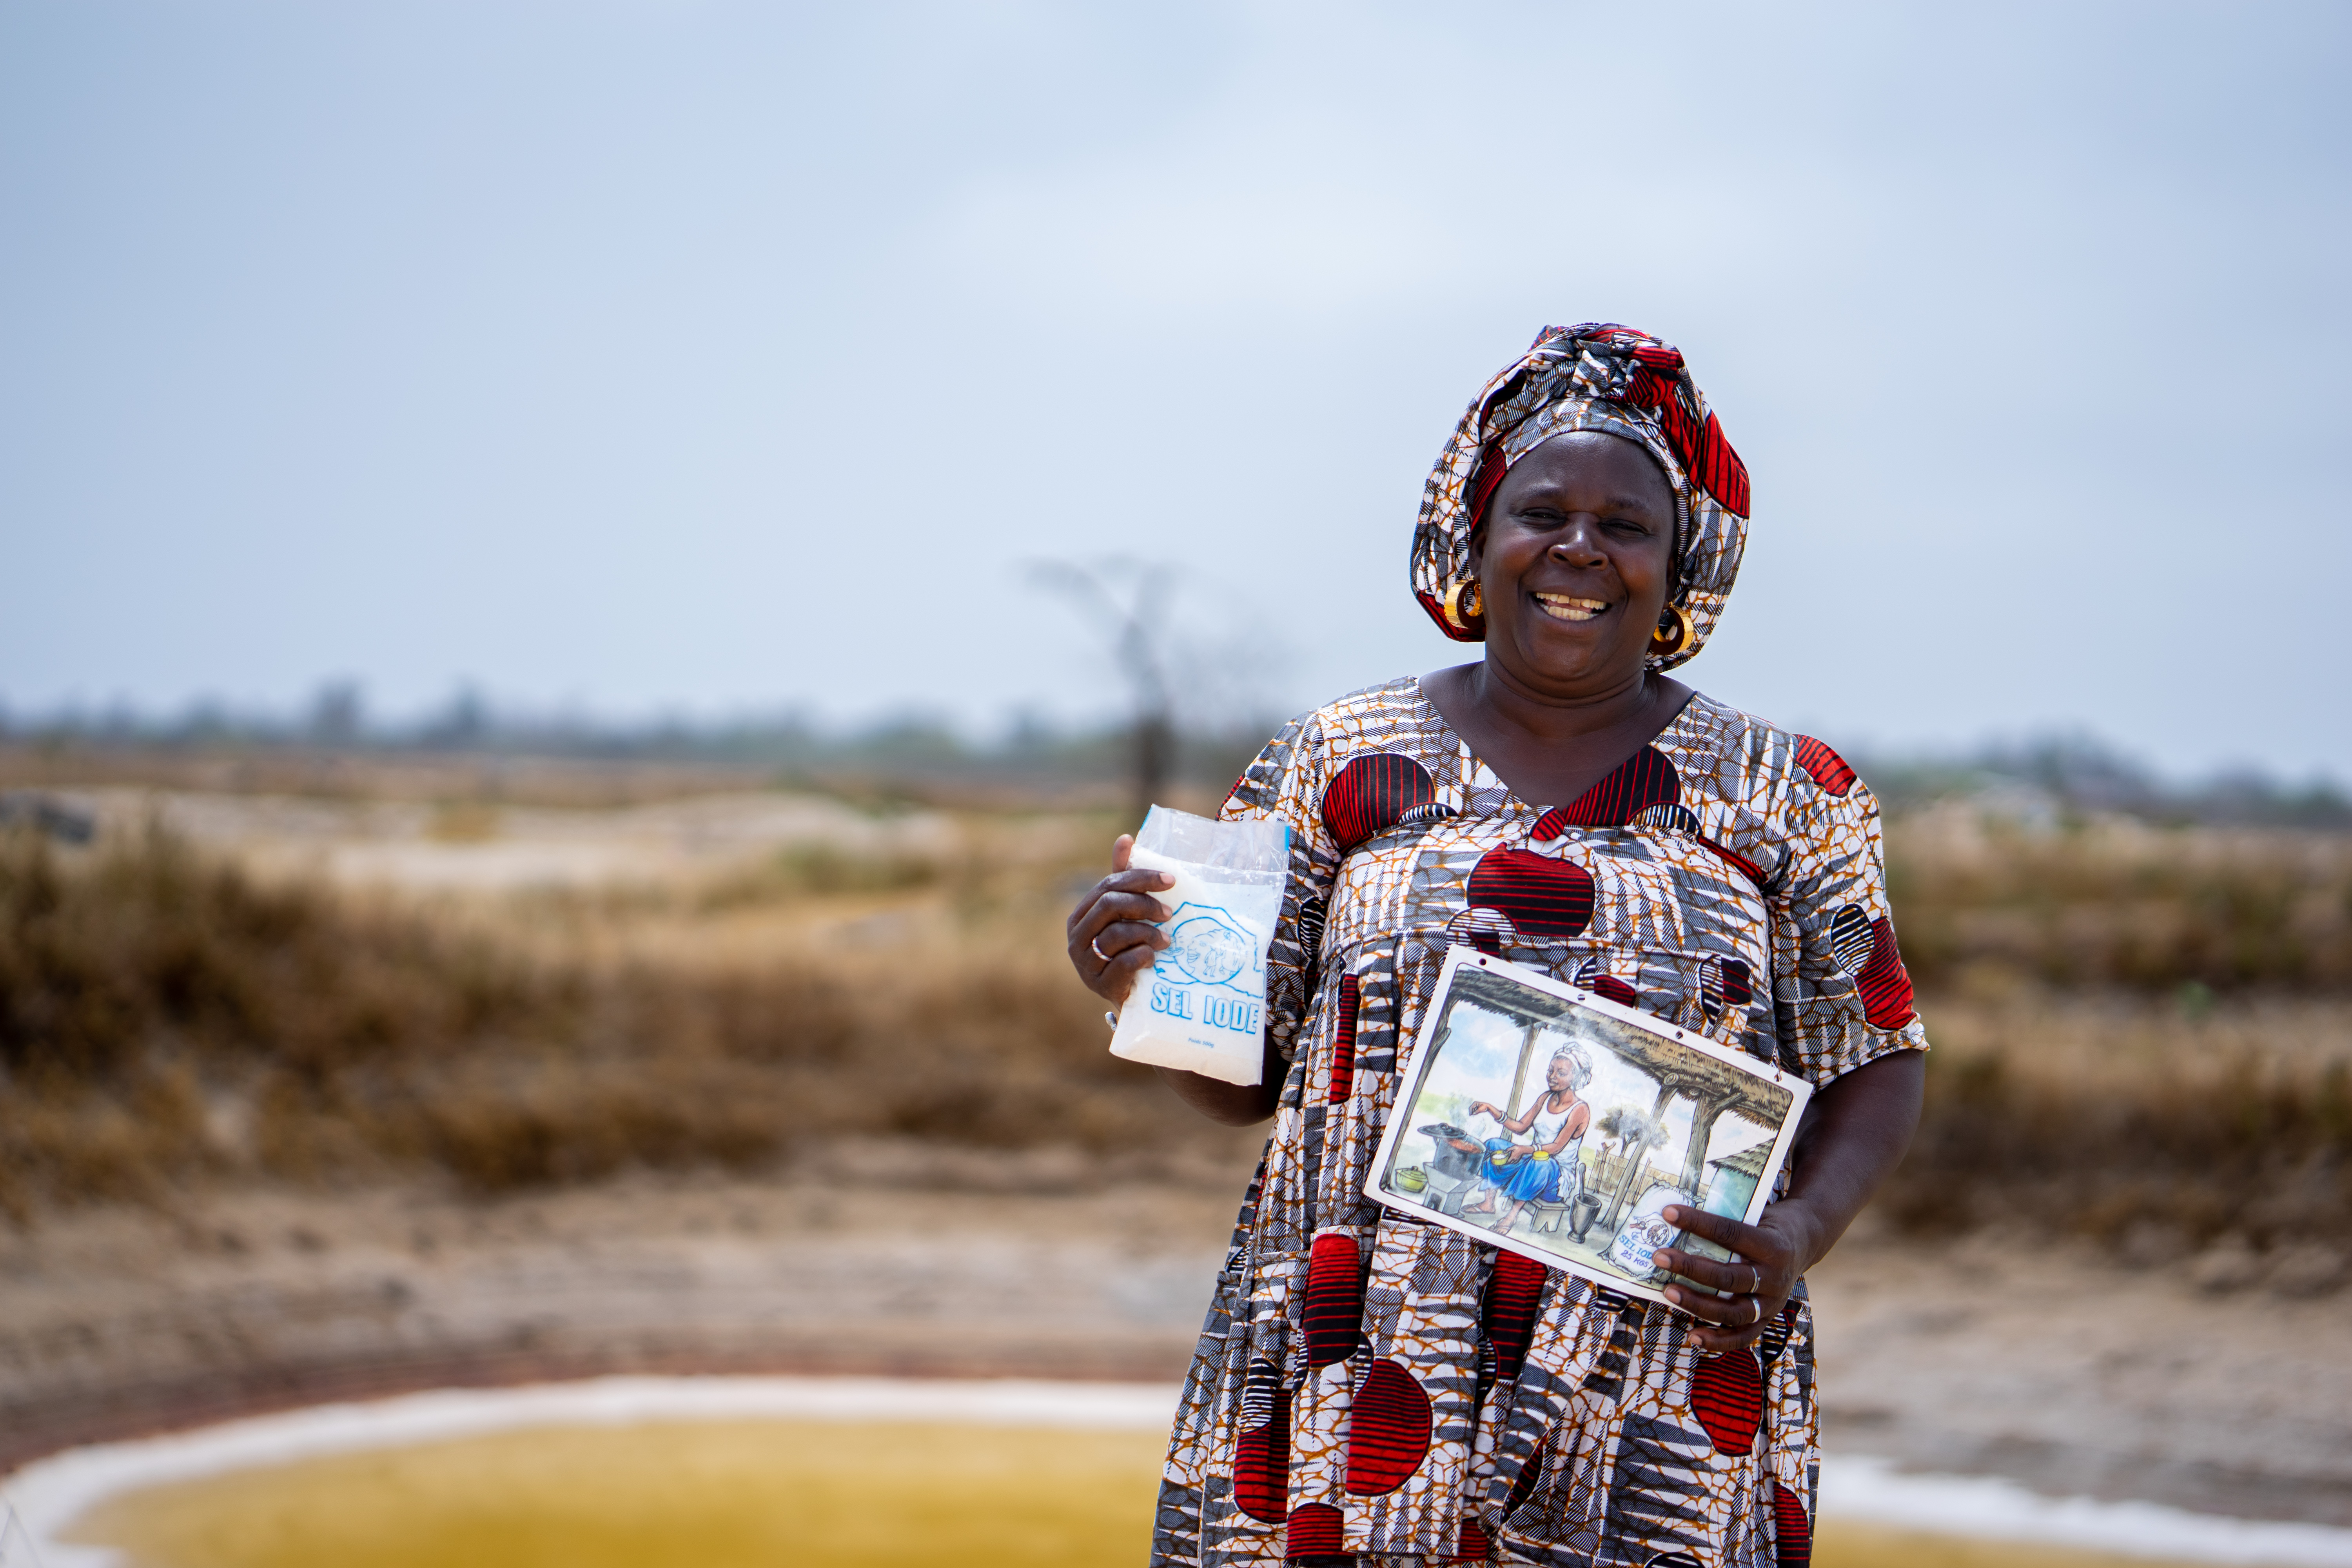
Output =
[{"x1": 1109, "y1": 805, "x2": 1290, "y2": 1086}]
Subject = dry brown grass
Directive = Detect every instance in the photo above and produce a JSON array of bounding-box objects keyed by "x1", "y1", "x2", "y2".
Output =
[
  {"x1": 4, "y1": 801, "x2": 2347, "y2": 1257},
  {"x1": 1887, "y1": 804, "x2": 2352, "y2": 993},
  {"x1": 0, "y1": 822, "x2": 1214, "y2": 1219},
  {"x1": 1883, "y1": 993, "x2": 2352, "y2": 1249},
  {"x1": 1876, "y1": 807, "x2": 2352, "y2": 1256}
]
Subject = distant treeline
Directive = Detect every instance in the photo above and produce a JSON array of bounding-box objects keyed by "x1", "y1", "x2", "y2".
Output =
[
  {"x1": 0, "y1": 691, "x2": 1267, "y2": 800},
  {"x1": 1857, "y1": 735, "x2": 2352, "y2": 831},
  {"x1": 2, "y1": 692, "x2": 2345, "y2": 828}
]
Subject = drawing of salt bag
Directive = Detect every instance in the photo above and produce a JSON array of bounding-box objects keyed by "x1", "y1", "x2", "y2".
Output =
[
  {"x1": 1108, "y1": 804, "x2": 1290, "y2": 1086},
  {"x1": 1607, "y1": 1181, "x2": 1695, "y2": 1279}
]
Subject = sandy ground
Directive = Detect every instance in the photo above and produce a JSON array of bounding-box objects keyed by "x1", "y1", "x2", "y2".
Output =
[
  {"x1": 47, "y1": 786, "x2": 967, "y2": 894},
  {"x1": 3, "y1": 1151, "x2": 2347, "y2": 1528}
]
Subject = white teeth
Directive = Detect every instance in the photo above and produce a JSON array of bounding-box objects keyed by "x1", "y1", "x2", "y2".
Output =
[{"x1": 1534, "y1": 594, "x2": 1610, "y2": 622}]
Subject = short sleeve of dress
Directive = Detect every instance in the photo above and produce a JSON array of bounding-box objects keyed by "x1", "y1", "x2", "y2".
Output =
[
  {"x1": 1766, "y1": 765, "x2": 1930, "y2": 1087},
  {"x1": 1218, "y1": 711, "x2": 1341, "y2": 1065}
]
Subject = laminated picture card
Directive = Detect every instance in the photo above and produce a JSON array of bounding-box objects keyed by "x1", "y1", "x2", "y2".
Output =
[
  {"x1": 1108, "y1": 805, "x2": 1290, "y2": 1087},
  {"x1": 1367, "y1": 947, "x2": 1812, "y2": 1308}
]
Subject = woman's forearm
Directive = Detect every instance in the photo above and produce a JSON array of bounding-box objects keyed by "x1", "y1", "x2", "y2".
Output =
[
  {"x1": 1154, "y1": 1065, "x2": 1280, "y2": 1125},
  {"x1": 1152, "y1": 1030, "x2": 1286, "y2": 1126},
  {"x1": 1778, "y1": 1049, "x2": 1926, "y2": 1267}
]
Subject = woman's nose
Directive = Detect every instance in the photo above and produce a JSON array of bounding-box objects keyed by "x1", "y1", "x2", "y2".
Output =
[{"x1": 1548, "y1": 517, "x2": 1609, "y2": 564}]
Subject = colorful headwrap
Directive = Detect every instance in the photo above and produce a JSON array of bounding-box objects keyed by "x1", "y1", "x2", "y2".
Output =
[{"x1": 1409, "y1": 323, "x2": 1751, "y2": 673}]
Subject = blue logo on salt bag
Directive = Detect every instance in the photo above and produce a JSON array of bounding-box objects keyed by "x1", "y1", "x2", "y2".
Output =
[{"x1": 1150, "y1": 902, "x2": 1264, "y2": 1036}]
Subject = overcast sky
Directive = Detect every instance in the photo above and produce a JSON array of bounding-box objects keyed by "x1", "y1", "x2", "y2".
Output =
[{"x1": 4, "y1": 2, "x2": 2346, "y2": 779}]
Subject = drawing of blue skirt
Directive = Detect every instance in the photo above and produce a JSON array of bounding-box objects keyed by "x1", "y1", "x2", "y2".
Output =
[{"x1": 1481, "y1": 1138, "x2": 1563, "y2": 1204}]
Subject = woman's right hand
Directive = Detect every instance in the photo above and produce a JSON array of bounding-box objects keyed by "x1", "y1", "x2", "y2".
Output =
[{"x1": 1067, "y1": 833, "x2": 1174, "y2": 1007}]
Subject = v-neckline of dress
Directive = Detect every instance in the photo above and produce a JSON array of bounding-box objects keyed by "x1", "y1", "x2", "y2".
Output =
[{"x1": 1408, "y1": 675, "x2": 1697, "y2": 823}]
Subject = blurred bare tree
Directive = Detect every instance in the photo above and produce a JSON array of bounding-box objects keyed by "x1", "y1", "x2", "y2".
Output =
[
  {"x1": 306, "y1": 680, "x2": 365, "y2": 745},
  {"x1": 1028, "y1": 559, "x2": 1173, "y2": 823}
]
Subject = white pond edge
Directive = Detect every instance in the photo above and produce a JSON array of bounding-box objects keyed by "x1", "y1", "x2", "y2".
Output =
[{"x1": 0, "y1": 1375, "x2": 2346, "y2": 1568}]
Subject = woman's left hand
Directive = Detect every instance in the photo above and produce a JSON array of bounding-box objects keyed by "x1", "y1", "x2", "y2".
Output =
[{"x1": 1652, "y1": 1200, "x2": 1821, "y2": 1354}]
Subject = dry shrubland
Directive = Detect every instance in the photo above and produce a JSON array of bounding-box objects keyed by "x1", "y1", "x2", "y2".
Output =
[
  {"x1": 2, "y1": 800, "x2": 2347, "y2": 1263},
  {"x1": 1887, "y1": 803, "x2": 2352, "y2": 994},
  {"x1": 0, "y1": 822, "x2": 1218, "y2": 1219},
  {"x1": 1884, "y1": 997, "x2": 2351, "y2": 1254},
  {"x1": 1871, "y1": 808, "x2": 2352, "y2": 1262}
]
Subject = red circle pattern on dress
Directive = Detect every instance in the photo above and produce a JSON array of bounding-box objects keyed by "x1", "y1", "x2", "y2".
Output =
[
  {"x1": 1688, "y1": 1347, "x2": 1764, "y2": 1456},
  {"x1": 1793, "y1": 736, "x2": 1857, "y2": 797},
  {"x1": 1345, "y1": 1359, "x2": 1436, "y2": 1495},
  {"x1": 1303, "y1": 1232, "x2": 1367, "y2": 1370},
  {"x1": 1534, "y1": 746, "x2": 1682, "y2": 834},
  {"x1": 1327, "y1": 974, "x2": 1361, "y2": 1105},
  {"x1": 1481, "y1": 1251, "x2": 1550, "y2": 1389},
  {"x1": 1855, "y1": 916, "x2": 1916, "y2": 1029},
  {"x1": 1771, "y1": 1481, "x2": 1813, "y2": 1568},
  {"x1": 1465, "y1": 849, "x2": 1595, "y2": 942},
  {"x1": 1232, "y1": 1357, "x2": 1291, "y2": 1524},
  {"x1": 1322, "y1": 753, "x2": 1438, "y2": 853},
  {"x1": 1285, "y1": 1501, "x2": 1344, "y2": 1555}
]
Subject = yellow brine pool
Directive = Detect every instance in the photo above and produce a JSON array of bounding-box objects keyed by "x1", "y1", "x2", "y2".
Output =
[{"x1": 9, "y1": 1378, "x2": 2337, "y2": 1568}]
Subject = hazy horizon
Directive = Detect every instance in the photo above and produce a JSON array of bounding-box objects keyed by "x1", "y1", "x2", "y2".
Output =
[{"x1": 5, "y1": 3, "x2": 2347, "y2": 782}]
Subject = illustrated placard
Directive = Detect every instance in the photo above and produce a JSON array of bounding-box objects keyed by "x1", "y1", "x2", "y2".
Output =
[{"x1": 1366, "y1": 947, "x2": 1812, "y2": 1308}]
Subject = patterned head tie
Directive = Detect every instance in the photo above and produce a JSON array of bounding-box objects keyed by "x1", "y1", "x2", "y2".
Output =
[{"x1": 1409, "y1": 323, "x2": 1751, "y2": 673}]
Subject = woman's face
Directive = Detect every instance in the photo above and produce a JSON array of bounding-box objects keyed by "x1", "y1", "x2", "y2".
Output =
[
  {"x1": 1475, "y1": 431, "x2": 1677, "y2": 697},
  {"x1": 1546, "y1": 1056, "x2": 1577, "y2": 1093}
]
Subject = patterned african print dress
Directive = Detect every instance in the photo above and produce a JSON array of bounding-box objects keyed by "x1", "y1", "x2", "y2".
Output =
[{"x1": 1151, "y1": 677, "x2": 1928, "y2": 1568}]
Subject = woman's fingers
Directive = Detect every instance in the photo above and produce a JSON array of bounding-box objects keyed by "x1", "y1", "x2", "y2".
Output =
[
  {"x1": 1067, "y1": 914, "x2": 1164, "y2": 1004},
  {"x1": 1066, "y1": 910, "x2": 1167, "y2": 989},
  {"x1": 1665, "y1": 1210, "x2": 1790, "y2": 1277},
  {"x1": 1066, "y1": 869, "x2": 1172, "y2": 940},
  {"x1": 1073, "y1": 888, "x2": 1175, "y2": 947},
  {"x1": 1664, "y1": 1285, "x2": 1774, "y2": 1352},
  {"x1": 1096, "y1": 932, "x2": 1158, "y2": 990},
  {"x1": 1661, "y1": 1281, "x2": 1751, "y2": 1327},
  {"x1": 1090, "y1": 917, "x2": 1167, "y2": 958},
  {"x1": 1650, "y1": 1248, "x2": 1752, "y2": 1296},
  {"x1": 1653, "y1": 1204, "x2": 1795, "y2": 1352},
  {"x1": 1079, "y1": 869, "x2": 1176, "y2": 920},
  {"x1": 1100, "y1": 868, "x2": 1177, "y2": 901},
  {"x1": 1660, "y1": 1205, "x2": 1763, "y2": 1260},
  {"x1": 1065, "y1": 835, "x2": 1178, "y2": 1003}
]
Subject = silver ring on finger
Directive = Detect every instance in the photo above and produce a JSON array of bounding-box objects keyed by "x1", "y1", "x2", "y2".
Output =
[
  {"x1": 1089, "y1": 936, "x2": 1111, "y2": 962},
  {"x1": 1748, "y1": 1265, "x2": 1761, "y2": 1295}
]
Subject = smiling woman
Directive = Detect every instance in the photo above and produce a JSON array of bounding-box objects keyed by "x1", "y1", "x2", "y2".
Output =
[{"x1": 1065, "y1": 324, "x2": 1929, "y2": 1568}]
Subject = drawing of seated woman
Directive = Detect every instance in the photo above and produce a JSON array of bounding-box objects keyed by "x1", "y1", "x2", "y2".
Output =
[{"x1": 1465, "y1": 1039, "x2": 1593, "y2": 1236}]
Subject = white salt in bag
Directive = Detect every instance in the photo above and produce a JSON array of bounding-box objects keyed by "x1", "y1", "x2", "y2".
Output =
[{"x1": 1109, "y1": 804, "x2": 1291, "y2": 1087}]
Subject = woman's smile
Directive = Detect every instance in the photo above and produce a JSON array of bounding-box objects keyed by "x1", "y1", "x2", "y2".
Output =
[{"x1": 1534, "y1": 592, "x2": 1612, "y2": 622}]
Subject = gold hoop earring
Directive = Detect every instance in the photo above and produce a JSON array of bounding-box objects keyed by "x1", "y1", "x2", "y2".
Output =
[
  {"x1": 1443, "y1": 578, "x2": 1485, "y2": 632},
  {"x1": 1650, "y1": 601, "x2": 1694, "y2": 657}
]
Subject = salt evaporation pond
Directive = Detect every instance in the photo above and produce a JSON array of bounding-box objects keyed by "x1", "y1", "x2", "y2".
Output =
[{"x1": 7, "y1": 1377, "x2": 2351, "y2": 1568}]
